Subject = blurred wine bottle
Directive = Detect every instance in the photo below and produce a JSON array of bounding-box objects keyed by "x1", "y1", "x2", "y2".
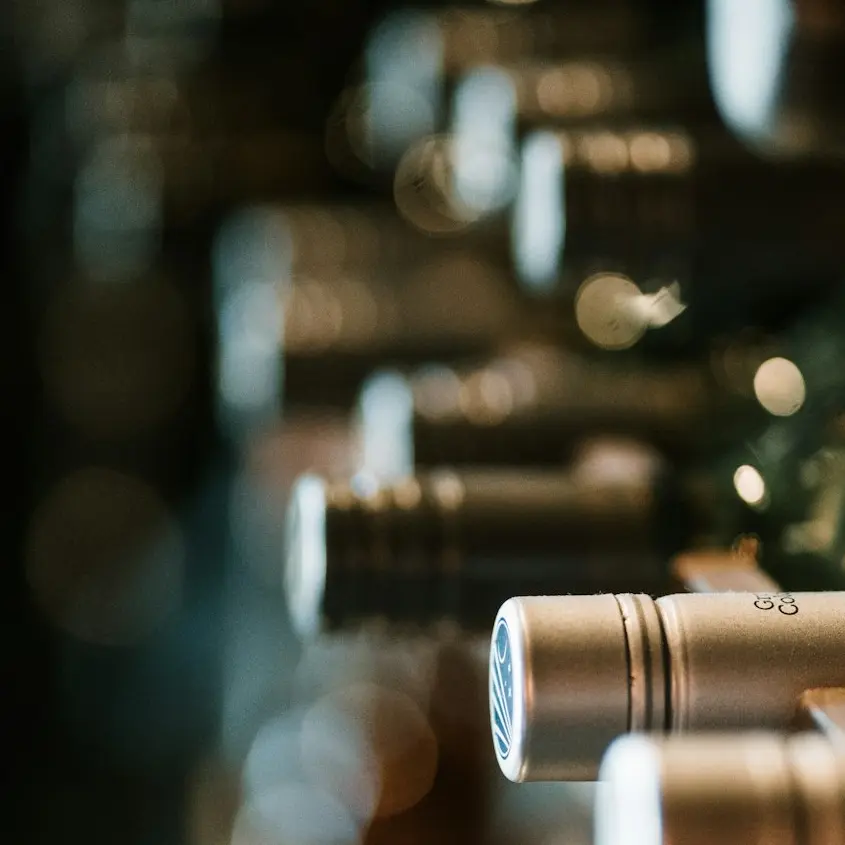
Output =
[
  {"x1": 281, "y1": 248, "x2": 529, "y2": 409},
  {"x1": 355, "y1": 2, "x2": 649, "y2": 180},
  {"x1": 355, "y1": 342, "x2": 768, "y2": 478},
  {"x1": 708, "y1": 0, "x2": 845, "y2": 159},
  {"x1": 512, "y1": 122, "x2": 845, "y2": 354},
  {"x1": 440, "y1": 46, "x2": 716, "y2": 233},
  {"x1": 284, "y1": 440, "x2": 690, "y2": 637}
]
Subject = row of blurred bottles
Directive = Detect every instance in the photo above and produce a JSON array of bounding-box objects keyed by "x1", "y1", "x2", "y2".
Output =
[
  {"x1": 8, "y1": 0, "x2": 845, "y2": 844},
  {"x1": 226, "y1": 1, "x2": 845, "y2": 843}
]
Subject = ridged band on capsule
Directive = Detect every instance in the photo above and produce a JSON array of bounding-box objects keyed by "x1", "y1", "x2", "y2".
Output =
[
  {"x1": 322, "y1": 474, "x2": 466, "y2": 626},
  {"x1": 652, "y1": 594, "x2": 689, "y2": 731},
  {"x1": 614, "y1": 593, "x2": 668, "y2": 733}
]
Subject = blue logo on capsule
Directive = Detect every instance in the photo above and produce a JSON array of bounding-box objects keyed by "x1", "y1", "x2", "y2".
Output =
[{"x1": 490, "y1": 618, "x2": 514, "y2": 759}]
